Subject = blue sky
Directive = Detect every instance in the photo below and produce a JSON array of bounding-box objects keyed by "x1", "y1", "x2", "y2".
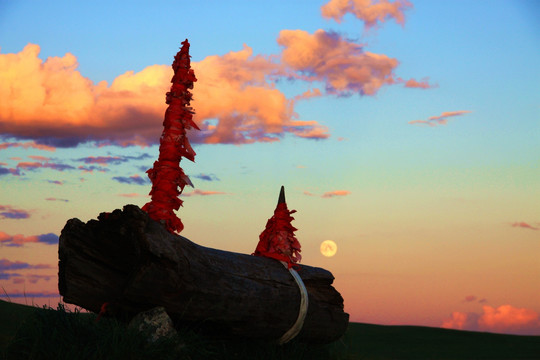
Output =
[{"x1": 1, "y1": 0, "x2": 539, "y2": 334}]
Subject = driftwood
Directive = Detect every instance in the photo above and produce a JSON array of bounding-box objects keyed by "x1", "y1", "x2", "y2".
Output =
[{"x1": 58, "y1": 205, "x2": 349, "y2": 343}]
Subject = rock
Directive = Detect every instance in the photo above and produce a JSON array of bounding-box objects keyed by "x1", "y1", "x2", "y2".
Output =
[{"x1": 129, "y1": 306, "x2": 177, "y2": 342}]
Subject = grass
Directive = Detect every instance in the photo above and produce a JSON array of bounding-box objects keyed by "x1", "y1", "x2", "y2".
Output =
[{"x1": 1, "y1": 299, "x2": 539, "y2": 359}]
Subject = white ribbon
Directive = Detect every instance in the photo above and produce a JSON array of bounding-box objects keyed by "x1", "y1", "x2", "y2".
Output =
[{"x1": 278, "y1": 261, "x2": 309, "y2": 344}]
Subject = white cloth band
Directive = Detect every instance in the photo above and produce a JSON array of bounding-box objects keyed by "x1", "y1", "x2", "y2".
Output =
[{"x1": 278, "y1": 261, "x2": 309, "y2": 344}]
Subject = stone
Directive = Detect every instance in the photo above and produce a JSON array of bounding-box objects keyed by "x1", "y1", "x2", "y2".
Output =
[{"x1": 129, "y1": 306, "x2": 177, "y2": 342}]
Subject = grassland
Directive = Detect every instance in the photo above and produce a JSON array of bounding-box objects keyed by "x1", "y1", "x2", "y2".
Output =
[{"x1": 1, "y1": 299, "x2": 539, "y2": 359}]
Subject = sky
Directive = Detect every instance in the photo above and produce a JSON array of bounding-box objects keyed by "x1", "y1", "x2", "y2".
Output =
[{"x1": 1, "y1": 0, "x2": 539, "y2": 336}]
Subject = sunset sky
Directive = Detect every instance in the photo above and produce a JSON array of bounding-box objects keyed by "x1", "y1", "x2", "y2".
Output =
[{"x1": 1, "y1": 0, "x2": 539, "y2": 336}]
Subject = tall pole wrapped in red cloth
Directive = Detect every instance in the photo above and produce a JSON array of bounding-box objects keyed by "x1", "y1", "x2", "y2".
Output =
[
  {"x1": 142, "y1": 39, "x2": 198, "y2": 234},
  {"x1": 253, "y1": 186, "x2": 302, "y2": 268}
]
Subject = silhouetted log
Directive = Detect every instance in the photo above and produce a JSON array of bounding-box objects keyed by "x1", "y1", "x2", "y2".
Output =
[{"x1": 58, "y1": 205, "x2": 348, "y2": 343}]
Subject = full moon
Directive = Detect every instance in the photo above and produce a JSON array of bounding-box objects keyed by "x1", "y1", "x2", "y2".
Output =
[{"x1": 320, "y1": 240, "x2": 337, "y2": 257}]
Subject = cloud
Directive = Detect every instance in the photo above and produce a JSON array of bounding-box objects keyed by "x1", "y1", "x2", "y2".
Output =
[
  {"x1": 117, "y1": 193, "x2": 147, "y2": 198},
  {"x1": 78, "y1": 165, "x2": 110, "y2": 173},
  {"x1": 402, "y1": 77, "x2": 436, "y2": 89},
  {"x1": 76, "y1": 153, "x2": 152, "y2": 166},
  {"x1": 321, "y1": 0, "x2": 413, "y2": 30},
  {"x1": 1, "y1": 28, "x2": 421, "y2": 147},
  {"x1": 0, "y1": 43, "x2": 328, "y2": 147},
  {"x1": 511, "y1": 222, "x2": 539, "y2": 231},
  {"x1": 0, "y1": 166, "x2": 21, "y2": 176},
  {"x1": 45, "y1": 180, "x2": 64, "y2": 185},
  {"x1": 322, "y1": 190, "x2": 352, "y2": 198},
  {"x1": 0, "y1": 272, "x2": 22, "y2": 280},
  {"x1": 0, "y1": 140, "x2": 56, "y2": 152},
  {"x1": 0, "y1": 258, "x2": 53, "y2": 270},
  {"x1": 192, "y1": 45, "x2": 328, "y2": 144},
  {"x1": 0, "y1": 290, "x2": 59, "y2": 298},
  {"x1": 442, "y1": 305, "x2": 540, "y2": 336},
  {"x1": 45, "y1": 197, "x2": 69, "y2": 202},
  {"x1": 304, "y1": 190, "x2": 352, "y2": 198},
  {"x1": 0, "y1": 231, "x2": 59, "y2": 247},
  {"x1": 293, "y1": 88, "x2": 323, "y2": 101},
  {"x1": 278, "y1": 29, "x2": 399, "y2": 96},
  {"x1": 0, "y1": 205, "x2": 31, "y2": 219},
  {"x1": 17, "y1": 161, "x2": 75, "y2": 172},
  {"x1": 286, "y1": 120, "x2": 330, "y2": 139},
  {"x1": 193, "y1": 173, "x2": 220, "y2": 182},
  {"x1": 409, "y1": 110, "x2": 472, "y2": 127},
  {"x1": 463, "y1": 295, "x2": 487, "y2": 303},
  {"x1": 112, "y1": 174, "x2": 150, "y2": 185},
  {"x1": 182, "y1": 189, "x2": 229, "y2": 197},
  {"x1": 77, "y1": 156, "x2": 123, "y2": 165}
]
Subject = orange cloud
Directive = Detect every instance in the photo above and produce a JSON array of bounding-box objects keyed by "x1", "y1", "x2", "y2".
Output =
[
  {"x1": 511, "y1": 222, "x2": 539, "y2": 231},
  {"x1": 191, "y1": 45, "x2": 327, "y2": 144},
  {"x1": 278, "y1": 29, "x2": 398, "y2": 96},
  {"x1": 409, "y1": 110, "x2": 471, "y2": 127},
  {"x1": 321, "y1": 0, "x2": 413, "y2": 29},
  {"x1": 442, "y1": 305, "x2": 540, "y2": 335},
  {"x1": 0, "y1": 44, "x2": 328, "y2": 147}
]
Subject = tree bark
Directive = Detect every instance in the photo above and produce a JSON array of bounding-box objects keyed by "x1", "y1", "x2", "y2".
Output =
[{"x1": 58, "y1": 204, "x2": 349, "y2": 343}]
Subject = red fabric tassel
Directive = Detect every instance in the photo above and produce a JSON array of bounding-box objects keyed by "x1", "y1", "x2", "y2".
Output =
[
  {"x1": 142, "y1": 39, "x2": 198, "y2": 234},
  {"x1": 253, "y1": 190, "x2": 302, "y2": 269}
]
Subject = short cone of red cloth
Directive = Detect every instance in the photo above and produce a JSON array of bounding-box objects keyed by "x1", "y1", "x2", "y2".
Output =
[{"x1": 253, "y1": 186, "x2": 302, "y2": 268}]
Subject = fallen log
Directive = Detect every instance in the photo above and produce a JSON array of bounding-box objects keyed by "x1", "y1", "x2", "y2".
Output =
[{"x1": 58, "y1": 204, "x2": 349, "y2": 343}]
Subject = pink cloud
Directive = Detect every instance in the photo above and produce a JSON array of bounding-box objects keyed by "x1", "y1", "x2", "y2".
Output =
[
  {"x1": 46, "y1": 180, "x2": 64, "y2": 185},
  {"x1": 463, "y1": 295, "x2": 488, "y2": 303},
  {"x1": 402, "y1": 77, "x2": 436, "y2": 89},
  {"x1": 511, "y1": 222, "x2": 539, "y2": 231},
  {"x1": 409, "y1": 110, "x2": 472, "y2": 127},
  {"x1": 321, "y1": 0, "x2": 413, "y2": 29},
  {"x1": 0, "y1": 141, "x2": 56, "y2": 152},
  {"x1": 0, "y1": 205, "x2": 31, "y2": 219},
  {"x1": 117, "y1": 193, "x2": 147, "y2": 198},
  {"x1": 322, "y1": 190, "x2": 351, "y2": 198},
  {"x1": 303, "y1": 190, "x2": 352, "y2": 198},
  {"x1": 0, "y1": 290, "x2": 59, "y2": 298},
  {"x1": 0, "y1": 231, "x2": 58, "y2": 246},
  {"x1": 287, "y1": 120, "x2": 330, "y2": 139},
  {"x1": 28, "y1": 155, "x2": 50, "y2": 161},
  {"x1": 278, "y1": 29, "x2": 398, "y2": 96},
  {"x1": 442, "y1": 305, "x2": 540, "y2": 336},
  {"x1": 0, "y1": 165, "x2": 21, "y2": 176},
  {"x1": 182, "y1": 189, "x2": 229, "y2": 197},
  {"x1": 293, "y1": 88, "x2": 323, "y2": 101},
  {"x1": 17, "y1": 161, "x2": 75, "y2": 172},
  {"x1": 45, "y1": 197, "x2": 69, "y2": 202},
  {"x1": 0, "y1": 258, "x2": 53, "y2": 270},
  {"x1": 78, "y1": 156, "x2": 123, "y2": 165}
]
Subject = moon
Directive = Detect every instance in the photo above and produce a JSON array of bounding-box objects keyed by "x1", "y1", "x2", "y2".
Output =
[{"x1": 320, "y1": 240, "x2": 337, "y2": 257}]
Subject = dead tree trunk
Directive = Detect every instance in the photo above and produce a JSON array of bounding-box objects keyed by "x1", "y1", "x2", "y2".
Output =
[{"x1": 58, "y1": 205, "x2": 349, "y2": 343}]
